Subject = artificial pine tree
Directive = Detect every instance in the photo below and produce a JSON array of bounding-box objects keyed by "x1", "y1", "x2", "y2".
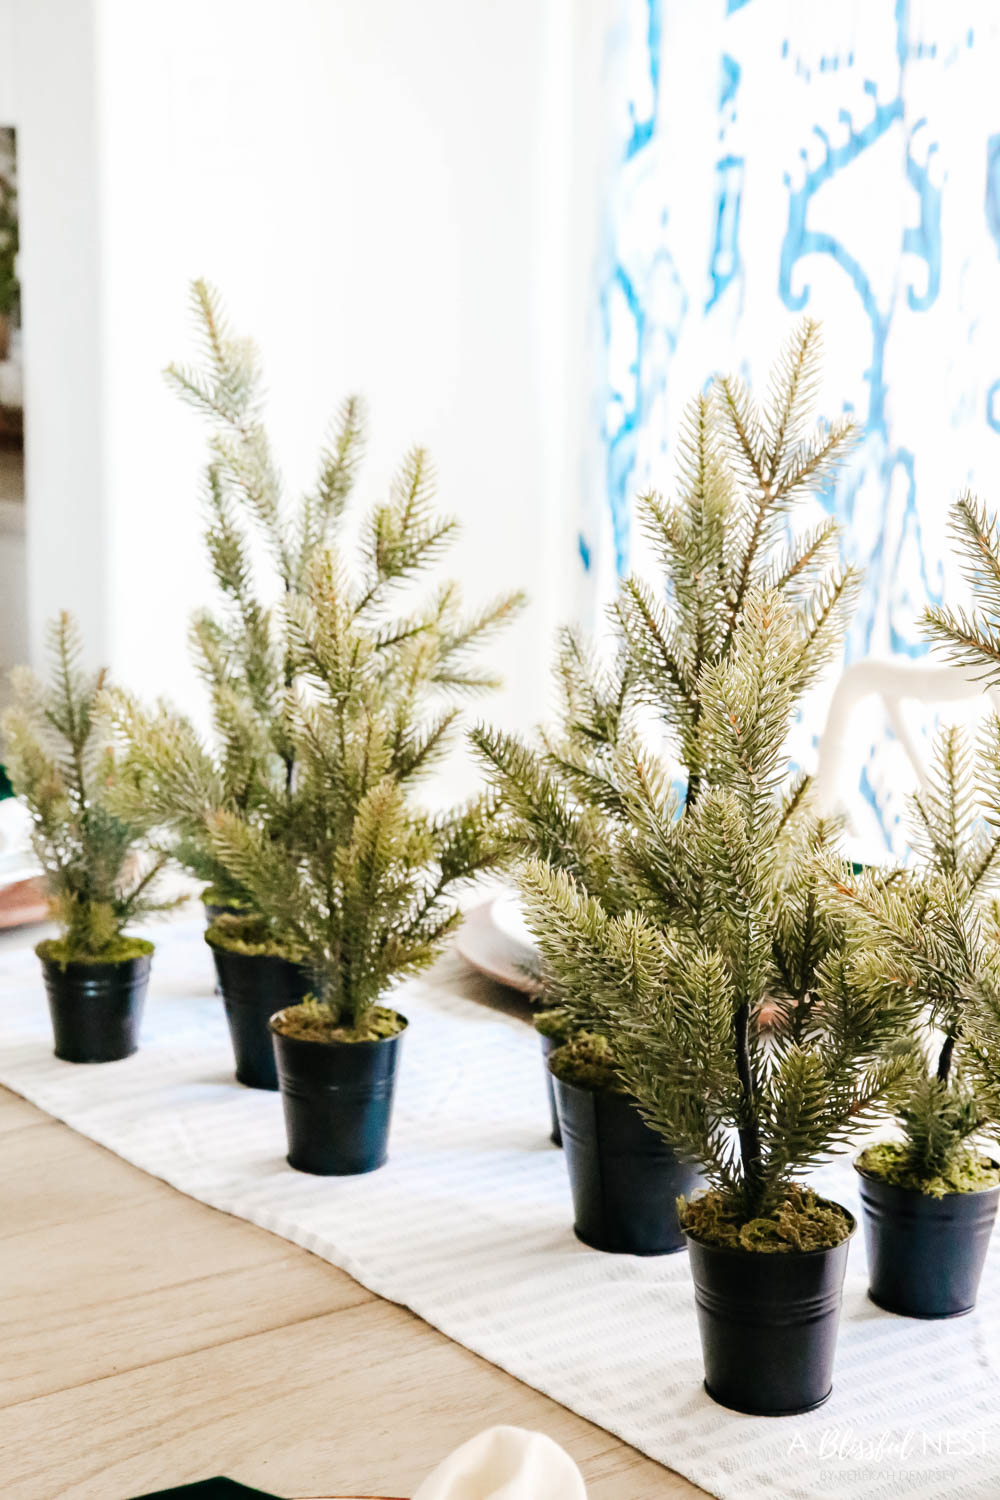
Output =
[
  {"x1": 829, "y1": 634, "x2": 1000, "y2": 1318},
  {"x1": 2, "y1": 615, "x2": 174, "y2": 1062},
  {"x1": 475, "y1": 322, "x2": 859, "y2": 1021},
  {"x1": 3, "y1": 613, "x2": 172, "y2": 963},
  {"x1": 111, "y1": 285, "x2": 523, "y2": 1049},
  {"x1": 870, "y1": 489, "x2": 1000, "y2": 1182},
  {"x1": 832, "y1": 722, "x2": 1000, "y2": 1197},
  {"x1": 476, "y1": 323, "x2": 917, "y2": 1245},
  {"x1": 107, "y1": 280, "x2": 371, "y2": 917},
  {"x1": 207, "y1": 540, "x2": 522, "y2": 1042}
]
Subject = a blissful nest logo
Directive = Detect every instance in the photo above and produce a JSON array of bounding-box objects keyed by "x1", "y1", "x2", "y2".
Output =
[{"x1": 787, "y1": 1424, "x2": 991, "y2": 1483}]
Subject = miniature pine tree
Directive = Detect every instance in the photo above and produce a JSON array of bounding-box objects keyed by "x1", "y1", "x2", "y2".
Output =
[
  {"x1": 832, "y1": 722, "x2": 1000, "y2": 1192},
  {"x1": 873, "y1": 491, "x2": 1000, "y2": 1179},
  {"x1": 2, "y1": 614, "x2": 173, "y2": 960},
  {"x1": 111, "y1": 285, "x2": 523, "y2": 1033},
  {"x1": 475, "y1": 323, "x2": 860, "y2": 1017},
  {"x1": 476, "y1": 325, "x2": 917, "y2": 1240},
  {"x1": 107, "y1": 281, "x2": 369, "y2": 910},
  {"x1": 474, "y1": 320, "x2": 856, "y2": 905},
  {"x1": 833, "y1": 720, "x2": 1000, "y2": 1188}
]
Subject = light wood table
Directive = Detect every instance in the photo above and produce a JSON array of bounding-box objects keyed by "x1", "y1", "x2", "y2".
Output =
[{"x1": 0, "y1": 962, "x2": 705, "y2": 1500}]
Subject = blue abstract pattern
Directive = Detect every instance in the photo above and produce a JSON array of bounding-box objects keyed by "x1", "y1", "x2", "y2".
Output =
[{"x1": 588, "y1": 1, "x2": 1000, "y2": 853}]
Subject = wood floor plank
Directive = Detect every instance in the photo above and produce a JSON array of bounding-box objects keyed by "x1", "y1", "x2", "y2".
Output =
[
  {"x1": 1, "y1": 1297, "x2": 705, "y2": 1500},
  {"x1": 0, "y1": 1190, "x2": 374, "y2": 1405}
]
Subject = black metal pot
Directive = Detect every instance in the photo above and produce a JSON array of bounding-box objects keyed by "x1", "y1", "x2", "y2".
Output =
[
  {"x1": 40, "y1": 950, "x2": 152, "y2": 1063},
  {"x1": 856, "y1": 1161, "x2": 1000, "y2": 1318},
  {"x1": 552, "y1": 1070, "x2": 700, "y2": 1253},
  {"x1": 538, "y1": 1032, "x2": 562, "y2": 1147},
  {"x1": 270, "y1": 1012, "x2": 407, "y2": 1175},
  {"x1": 208, "y1": 944, "x2": 311, "y2": 1090},
  {"x1": 685, "y1": 1212, "x2": 856, "y2": 1415}
]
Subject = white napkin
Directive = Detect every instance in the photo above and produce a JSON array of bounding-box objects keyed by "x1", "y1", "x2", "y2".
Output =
[
  {"x1": 0, "y1": 798, "x2": 36, "y2": 881},
  {"x1": 0, "y1": 798, "x2": 29, "y2": 851},
  {"x1": 412, "y1": 1426, "x2": 587, "y2": 1500}
]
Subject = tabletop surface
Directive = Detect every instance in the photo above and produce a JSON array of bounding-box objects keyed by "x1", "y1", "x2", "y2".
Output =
[{"x1": 0, "y1": 935, "x2": 704, "y2": 1500}]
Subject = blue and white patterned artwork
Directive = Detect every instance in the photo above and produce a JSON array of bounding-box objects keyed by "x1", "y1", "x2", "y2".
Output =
[{"x1": 586, "y1": 0, "x2": 1000, "y2": 854}]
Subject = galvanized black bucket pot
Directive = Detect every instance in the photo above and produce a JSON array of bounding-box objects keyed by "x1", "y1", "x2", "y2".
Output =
[
  {"x1": 856, "y1": 1162, "x2": 1000, "y2": 1318},
  {"x1": 208, "y1": 945, "x2": 311, "y2": 1090},
  {"x1": 539, "y1": 1032, "x2": 562, "y2": 1147},
  {"x1": 270, "y1": 1013, "x2": 406, "y2": 1175},
  {"x1": 552, "y1": 1071, "x2": 699, "y2": 1253},
  {"x1": 685, "y1": 1213, "x2": 856, "y2": 1415},
  {"x1": 203, "y1": 901, "x2": 248, "y2": 998},
  {"x1": 41, "y1": 951, "x2": 151, "y2": 1063}
]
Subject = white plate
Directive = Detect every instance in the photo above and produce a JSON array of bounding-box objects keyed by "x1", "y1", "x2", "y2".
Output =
[
  {"x1": 454, "y1": 900, "x2": 542, "y2": 995},
  {"x1": 489, "y1": 890, "x2": 538, "y2": 954},
  {"x1": 0, "y1": 852, "x2": 39, "y2": 883}
]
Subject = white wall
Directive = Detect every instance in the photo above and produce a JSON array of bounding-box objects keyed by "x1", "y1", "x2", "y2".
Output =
[
  {"x1": 3, "y1": 0, "x2": 107, "y2": 670},
  {"x1": 7, "y1": 0, "x2": 585, "y2": 751}
]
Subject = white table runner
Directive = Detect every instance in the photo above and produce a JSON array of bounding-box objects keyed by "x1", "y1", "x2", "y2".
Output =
[{"x1": 2, "y1": 917, "x2": 998, "y2": 1500}]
